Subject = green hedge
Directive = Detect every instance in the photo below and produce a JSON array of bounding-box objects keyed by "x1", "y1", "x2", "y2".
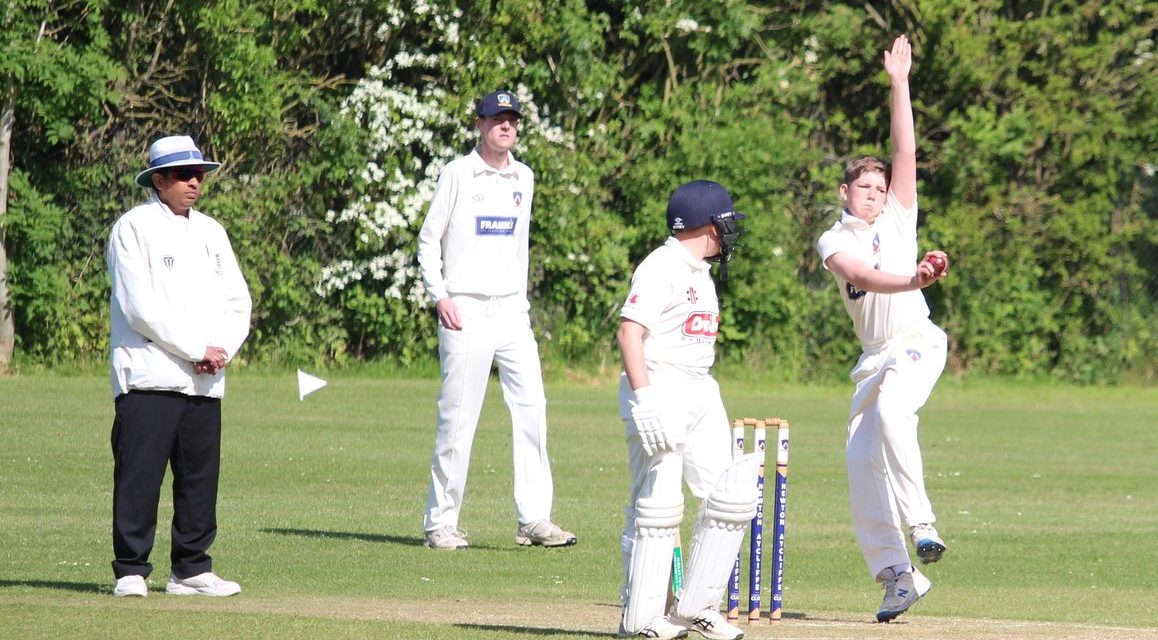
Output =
[{"x1": 3, "y1": 0, "x2": 1154, "y2": 383}]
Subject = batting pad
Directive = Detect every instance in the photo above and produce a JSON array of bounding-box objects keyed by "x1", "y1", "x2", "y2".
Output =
[
  {"x1": 622, "y1": 498, "x2": 683, "y2": 633},
  {"x1": 676, "y1": 453, "x2": 761, "y2": 617}
]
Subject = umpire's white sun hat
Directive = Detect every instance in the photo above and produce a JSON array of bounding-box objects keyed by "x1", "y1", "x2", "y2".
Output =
[{"x1": 134, "y1": 135, "x2": 221, "y2": 188}]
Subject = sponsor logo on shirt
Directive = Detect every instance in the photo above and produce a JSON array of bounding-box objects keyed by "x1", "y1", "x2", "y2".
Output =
[
  {"x1": 687, "y1": 287, "x2": 698, "y2": 304},
  {"x1": 513, "y1": 191, "x2": 523, "y2": 207},
  {"x1": 476, "y1": 216, "x2": 517, "y2": 235},
  {"x1": 163, "y1": 256, "x2": 174, "y2": 270},
  {"x1": 682, "y1": 312, "x2": 719, "y2": 338},
  {"x1": 627, "y1": 293, "x2": 639, "y2": 304}
]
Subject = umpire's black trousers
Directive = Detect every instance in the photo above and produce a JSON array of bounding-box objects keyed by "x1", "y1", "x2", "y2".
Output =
[{"x1": 111, "y1": 390, "x2": 221, "y2": 580}]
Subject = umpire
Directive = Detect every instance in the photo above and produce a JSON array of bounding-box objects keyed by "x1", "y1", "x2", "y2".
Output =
[{"x1": 106, "y1": 135, "x2": 251, "y2": 598}]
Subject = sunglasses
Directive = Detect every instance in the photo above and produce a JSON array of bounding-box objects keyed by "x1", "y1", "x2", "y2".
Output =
[{"x1": 169, "y1": 167, "x2": 206, "y2": 182}]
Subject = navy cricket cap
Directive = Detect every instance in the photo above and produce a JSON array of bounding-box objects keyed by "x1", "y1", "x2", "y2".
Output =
[
  {"x1": 477, "y1": 90, "x2": 522, "y2": 118},
  {"x1": 667, "y1": 180, "x2": 746, "y2": 232}
]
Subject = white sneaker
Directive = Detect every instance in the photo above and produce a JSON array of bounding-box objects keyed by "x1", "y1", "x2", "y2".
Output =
[
  {"x1": 618, "y1": 615, "x2": 689, "y2": 639},
  {"x1": 670, "y1": 607, "x2": 744, "y2": 640},
  {"x1": 165, "y1": 572, "x2": 241, "y2": 597},
  {"x1": 425, "y1": 526, "x2": 469, "y2": 550},
  {"x1": 910, "y1": 523, "x2": 947, "y2": 564},
  {"x1": 113, "y1": 574, "x2": 148, "y2": 597},
  {"x1": 516, "y1": 520, "x2": 577, "y2": 547},
  {"x1": 912, "y1": 566, "x2": 933, "y2": 598},
  {"x1": 875, "y1": 567, "x2": 919, "y2": 622}
]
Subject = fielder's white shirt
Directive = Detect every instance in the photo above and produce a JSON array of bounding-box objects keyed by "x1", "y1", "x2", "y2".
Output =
[
  {"x1": 107, "y1": 194, "x2": 252, "y2": 398},
  {"x1": 816, "y1": 191, "x2": 930, "y2": 348},
  {"x1": 417, "y1": 148, "x2": 534, "y2": 303},
  {"x1": 620, "y1": 237, "x2": 719, "y2": 378}
]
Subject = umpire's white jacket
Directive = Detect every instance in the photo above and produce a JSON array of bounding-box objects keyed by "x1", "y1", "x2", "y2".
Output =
[{"x1": 107, "y1": 194, "x2": 251, "y2": 399}]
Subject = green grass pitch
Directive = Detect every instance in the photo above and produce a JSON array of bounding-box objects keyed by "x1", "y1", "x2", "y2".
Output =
[{"x1": 1, "y1": 372, "x2": 1155, "y2": 639}]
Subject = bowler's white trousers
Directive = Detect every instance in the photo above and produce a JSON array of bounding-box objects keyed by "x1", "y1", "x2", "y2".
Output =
[
  {"x1": 846, "y1": 319, "x2": 946, "y2": 579},
  {"x1": 424, "y1": 293, "x2": 554, "y2": 531}
]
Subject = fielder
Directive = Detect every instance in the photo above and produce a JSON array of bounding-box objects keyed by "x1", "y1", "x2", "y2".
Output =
[
  {"x1": 617, "y1": 180, "x2": 755, "y2": 640},
  {"x1": 417, "y1": 90, "x2": 575, "y2": 550},
  {"x1": 816, "y1": 35, "x2": 949, "y2": 622}
]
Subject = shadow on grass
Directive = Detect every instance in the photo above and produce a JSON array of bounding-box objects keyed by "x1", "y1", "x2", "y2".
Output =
[
  {"x1": 0, "y1": 579, "x2": 104, "y2": 594},
  {"x1": 260, "y1": 527, "x2": 520, "y2": 551},
  {"x1": 455, "y1": 624, "x2": 614, "y2": 638},
  {"x1": 261, "y1": 527, "x2": 425, "y2": 546}
]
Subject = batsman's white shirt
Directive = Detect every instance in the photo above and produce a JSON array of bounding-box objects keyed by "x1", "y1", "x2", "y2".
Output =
[
  {"x1": 418, "y1": 149, "x2": 533, "y2": 304},
  {"x1": 417, "y1": 147, "x2": 553, "y2": 532},
  {"x1": 816, "y1": 192, "x2": 930, "y2": 349},
  {"x1": 107, "y1": 194, "x2": 252, "y2": 399},
  {"x1": 619, "y1": 237, "x2": 718, "y2": 379},
  {"x1": 816, "y1": 191, "x2": 946, "y2": 579}
]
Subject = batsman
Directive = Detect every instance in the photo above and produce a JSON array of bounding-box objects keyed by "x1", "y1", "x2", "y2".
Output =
[{"x1": 616, "y1": 180, "x2": 758, "y2": 640}]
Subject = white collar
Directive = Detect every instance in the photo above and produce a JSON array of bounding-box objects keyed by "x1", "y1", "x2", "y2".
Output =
[
  {"x1": 664, "y1": 236, "x2": 711, "y2": 273},
  {"x1": 149, "y1": 192, "x2": 196, "y2": 220},
  {"x1": 839, "y1": 209, "x2": 875, "y2": 230},
  {"x1": 469, "y1": 148, "x2": 521, "y2": 178}
]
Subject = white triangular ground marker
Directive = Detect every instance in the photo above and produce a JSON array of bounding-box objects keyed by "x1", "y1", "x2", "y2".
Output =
[{"x1": 297, "y1": 369, "x2": 327, "y2": 401}]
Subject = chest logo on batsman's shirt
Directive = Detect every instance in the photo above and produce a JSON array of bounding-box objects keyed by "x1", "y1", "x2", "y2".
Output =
[
  {"x1": 513, "y1": 191, "x2": 523, "y2": 207},
  {"x1": 687, "y1": 287, "x2": 698, "y2": 304},
  {"x1": 163, "y1": 256, "x2": 175, "y2": 270},
  {"x1": 683, "y1": 312, "x2": 719, "y2": 338},
  {"x1": 476, "y1": 216, "x2": 517, "y2": 235}
]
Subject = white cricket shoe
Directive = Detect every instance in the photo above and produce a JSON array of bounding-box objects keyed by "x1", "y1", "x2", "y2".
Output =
[
  {"x1": 912, "y1": 566, "x2": 933, "y2": 598},
  {"x1": 910, "y1": 523, "x2": 947, "y2": 564},
  {"x1": 425, "y1": 526, "x2": 469, "y2": 550},
  {"x1": 670, "y1": 607, "x2": 744, "y2": 640},
  {"x1": 875, "y1": 567, "x2": 919, "y2": 622},
  {"x1": 516, "y1": 520, "x2": 577, "y2": 547},
  {"x1": 113, "y1": 574, "x2": 148, "y2": 597},
  {"x1": 618, "y1": 615, "x2": 689, "y2": 639},
  {"x1": 165, "y1": 572, "x2": 241, "y2": 597}
]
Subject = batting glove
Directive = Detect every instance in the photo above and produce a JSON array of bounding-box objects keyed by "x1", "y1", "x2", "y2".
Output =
[{"x1": 630, "y1": 385, "x2": 675, "y2": 456}]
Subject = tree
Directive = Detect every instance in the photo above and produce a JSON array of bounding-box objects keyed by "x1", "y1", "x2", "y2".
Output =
[
  {"x1": 1, "y1": 75, "x2": 13, "y2": 372},
  {"x1": 1, "y1": 0, "x2": 122, "y2": 369}
]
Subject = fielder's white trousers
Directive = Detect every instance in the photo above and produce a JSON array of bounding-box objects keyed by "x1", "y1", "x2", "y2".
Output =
[
  {"x1": 846, "y1": 319, "x2": 947, "y2": 579},
  {"x1": 424, "y1": 293, "x2": 554, "y2": 532}
]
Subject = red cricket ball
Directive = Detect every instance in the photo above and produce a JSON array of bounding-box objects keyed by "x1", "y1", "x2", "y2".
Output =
[{"x1": 928, "y1": 255, "x2": 947, "y2": 276}]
